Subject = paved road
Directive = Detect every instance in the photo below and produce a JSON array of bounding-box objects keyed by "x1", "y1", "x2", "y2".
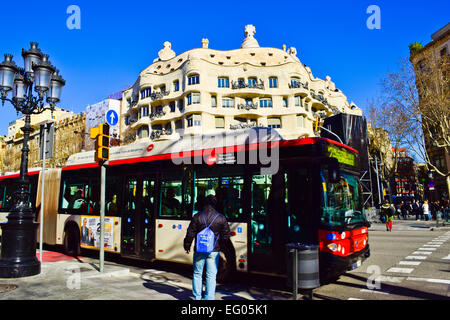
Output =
[{"x1": 0, "y1": 220, "x2": 448, "y2": 300}]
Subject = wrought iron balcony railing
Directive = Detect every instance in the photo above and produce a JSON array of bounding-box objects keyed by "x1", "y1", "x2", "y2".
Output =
[
  {"x1": 151, "y1": 128, "x2": 173, "y2": 140},
  {"x1": 150, "y1": 89, "x2": 170, "y2": 101},
  {"x1": 230, "y1": 123, "x2": 256, "y2": 130},
  {"x1": 149, "y1": 110, "x2": 166, "y2": 120},
  {"x1": 237, "y1": 103, "x2": 258, "y2": 110},
  {"x1": 288, "y1": 81, "x2": 308, "y2": 90},
  {"x1": 231, "y1": 80, "x2": 264, "y2": 90}
]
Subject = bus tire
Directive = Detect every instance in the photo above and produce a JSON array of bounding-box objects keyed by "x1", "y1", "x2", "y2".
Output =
[{"x1": 63, "y1": 225, "x2": 80, "y2": 257}]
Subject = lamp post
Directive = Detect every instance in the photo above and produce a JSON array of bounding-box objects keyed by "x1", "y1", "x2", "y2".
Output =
[{"x1": 0, "y1": 42, "x2": 65, "y2": 278}]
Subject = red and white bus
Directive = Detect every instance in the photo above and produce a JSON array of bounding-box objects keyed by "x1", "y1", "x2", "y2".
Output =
[{"x1": 0, "y1": 129, "x2": 370, "y2": 283}]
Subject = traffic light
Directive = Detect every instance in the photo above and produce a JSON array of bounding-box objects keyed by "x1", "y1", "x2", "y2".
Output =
[
  {"x1": 314, "y1": 117, "x2": 320, "y2": 132},
  {"x1": 90, "y1": 123, "x2": 110, "y2": 162}
]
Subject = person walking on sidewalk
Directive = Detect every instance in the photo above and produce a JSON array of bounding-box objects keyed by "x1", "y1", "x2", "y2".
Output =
[
  {"x1": 381, "y1": 198, "x2": 395, "y2": 231},
  {"x1": 183, "y1": 195, "x2": 230, "y2": 300},
  {"x1": 423, "y1": 200, "x2": 430, "y2": 221}
]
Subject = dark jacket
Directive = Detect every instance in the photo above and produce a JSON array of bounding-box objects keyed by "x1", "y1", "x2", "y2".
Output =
[{"x1": 183, "y1": 205, "x2": 230, "y2": 252}]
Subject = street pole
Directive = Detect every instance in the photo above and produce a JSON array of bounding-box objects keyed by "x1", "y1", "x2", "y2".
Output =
[
  {"x1": 375, "y1": 156, "x2": 382, "y2": 204},
  {"x1": 39, "y1": 123, "x2": 47, "y2": 263},
  {"x1": 99, "y1": 162, "x2": 106, "y2": 272}
]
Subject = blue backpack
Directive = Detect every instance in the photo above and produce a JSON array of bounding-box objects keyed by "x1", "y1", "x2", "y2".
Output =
[{"x1": 196, "y1": 213, "x2": 220, "y2": 253}]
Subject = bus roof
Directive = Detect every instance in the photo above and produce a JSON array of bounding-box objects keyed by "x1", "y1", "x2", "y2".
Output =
[{"x1": 61, "y1": 128, "x2": 357, "y2": 171}]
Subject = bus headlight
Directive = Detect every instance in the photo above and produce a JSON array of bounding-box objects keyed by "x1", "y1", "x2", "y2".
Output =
[{"x1": 327, "y1": 243, "x2": 338, "y2": 252}]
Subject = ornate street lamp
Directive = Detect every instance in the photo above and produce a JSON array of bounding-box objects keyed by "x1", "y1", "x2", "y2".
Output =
[{"x1": 0, "y1": 42, "x2": 65, "y2": 278}]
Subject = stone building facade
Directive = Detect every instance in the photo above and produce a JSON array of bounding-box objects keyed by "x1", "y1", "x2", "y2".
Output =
[
  {"x1": 120, "y1": 25, "x2": 362, "y2": 144},
  {"x1": 1, "y1": 111, "x2": 86, "y2": 174}
]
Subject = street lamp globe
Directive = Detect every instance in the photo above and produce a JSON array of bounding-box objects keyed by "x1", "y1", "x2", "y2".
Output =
[
  {"x1": 47, "y1": 70, "x2": 65, "y2": 104},
  {"x1": 22, "y1": 42, "x2": 43, "y2": 75},
  {"x1": 32, "y1": 54, "x2": 55, "y2": 93},
  {"x1": 0, "y1": 54, "x2": 18, "y2": 94},
  {"x1": 13, "y1": 72, "x2": 27, "y2": 104}
]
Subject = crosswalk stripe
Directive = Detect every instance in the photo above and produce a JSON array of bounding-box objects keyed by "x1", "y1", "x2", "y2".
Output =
[
  {"x1": 399, "y1": 261, "x2": 421, "y2": 266},
  {"x1": 407, "y1": 277, "x2": 450, "y2": 285},
  {"x1": 412, "y1": 251, "x2": 432, "y2": 255},
  {"x1": 387, "y1": 267, "x2": 414, "y2": 274},
  {"x1": 405, "y1": 256, "x2": 427, "y2": 260},
  {"x1": 418, "y1": 247, "x2": 436, "y2": 251}
]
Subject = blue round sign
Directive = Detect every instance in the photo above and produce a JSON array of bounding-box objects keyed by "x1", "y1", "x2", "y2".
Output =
[
  {"x1": 428, "y1": 181, "x2": 435, "y2": 188},
  {"x1": 106, "y1": 109, "x2": 119, "y2": 126}
]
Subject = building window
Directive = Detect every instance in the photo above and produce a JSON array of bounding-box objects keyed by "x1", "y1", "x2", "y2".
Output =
[
  {"x1": 248, "y1": 77, "x2": 257, "y2": 88},
  {"x1": 268, "y1": 117, "x2": 281, "y2": 129},
  {"x1": 297, "y1": 115, "x2": 305, "y2": 128},
  {"x1": 141, "y1": 88, "x2": 151, "y2": 99},
  {"x1": 290, "y1": 77, "x2": 300, "y2": 86},
  {"x1": 173, "y1": 80, "x2": 180, "y2": 92},
  {"x1": 188, "y1": 74, "x2": 200, "y2": 85},
  {"x1": 283, "y1": 97, "x2": 288, "y2": 108},
  {"x1": 269, "y1": 77, "x2": 278, "y2": 88},
  {"x1": 142, "y1": 105, "x2": 149, "y2": 117},
  {"x1": 175, "y1": 119, "x2": 183, "y2": 130},
  {"x1": 259, "y1": 98, "x2": 272, "y2": 108},
  {"x1": 187, "y1": 114, "x2": 201, "y2": 127},
  {"x1": 170, "y1": 101, "x2": 176, "y2": 112},
  {"x1": 215, "y1": 116, "x2": 225, "y2": 129},
  {"x1": 294, "y1": 96, "x2": 301, "y2": 107},
  {"x1": 138, "y1": 125, "x2": 149, "y2": 139},
  {"x1": 218, "y1": 77, "x2": 229, "y2": 88},
  {"x1": 211, "y1": 95, "x2": 217, "y2": 108},
  {"x1": 222, "y1": 97, "x2": 234, "y2": 108},
  {"x1": 187, "y1": 93, "x2": 200, "y2": 105},
  {"x1": 178, "y1": 99, "x2": 184, "y2": 111}
]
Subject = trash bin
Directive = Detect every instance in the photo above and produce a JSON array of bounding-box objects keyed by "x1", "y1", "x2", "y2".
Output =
[{"x1": 286, "y1": 243, "x2": 320, "y2": 298}]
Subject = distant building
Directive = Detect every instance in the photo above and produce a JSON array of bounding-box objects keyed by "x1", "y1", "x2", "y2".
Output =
[
  {"x1": 392, "y1": 148, "x2": 417, "y2": 200},
  {"x1": 120, "y1": 25, "x2": 362, "y2": 144},
  {"x1": 409, "y1": 23, "x2": 450, "y2": 201}
]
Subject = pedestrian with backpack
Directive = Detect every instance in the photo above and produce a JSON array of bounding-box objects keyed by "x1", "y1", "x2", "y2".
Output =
[
  {"x1": 183, "y1": 195, "x2": 230, "y2": 300},
  {"x1": 381, "y1": 198, "x2": 395, "y2": 231}
]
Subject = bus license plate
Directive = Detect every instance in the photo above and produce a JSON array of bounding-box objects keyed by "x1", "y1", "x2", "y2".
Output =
[{"x1": 352, "y1": 260, "x2": 362, "y2": 270}]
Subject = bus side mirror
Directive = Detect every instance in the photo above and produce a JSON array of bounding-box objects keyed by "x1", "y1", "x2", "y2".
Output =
[{"x1": 328, "y1": 159, "x2": 340, "y2": 183}]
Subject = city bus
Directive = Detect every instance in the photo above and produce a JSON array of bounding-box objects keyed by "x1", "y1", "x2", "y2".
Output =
[{"x1": 0, "y1": 128, "x2": 370, "y2": 283}]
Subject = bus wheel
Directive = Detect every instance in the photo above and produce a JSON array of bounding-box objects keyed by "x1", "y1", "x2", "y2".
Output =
[
  {"x1": 217, "y1": 252, "x2": 235, "y2": 283},
  {"x1": 63, "y1": 227, "x2": 80, "y2": 257}
]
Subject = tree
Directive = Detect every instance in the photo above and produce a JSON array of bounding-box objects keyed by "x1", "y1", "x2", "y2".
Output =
[{"x1": 371, "y1": 55, "x2": 450, "y2": 199}]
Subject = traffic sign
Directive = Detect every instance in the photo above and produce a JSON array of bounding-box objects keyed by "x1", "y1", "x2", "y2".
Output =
[
  {"x1": 106, "y1": 109, "x2": 119, "y2": 126},
  {"x1": 427, "y1": 182, "x2": 435, "y2": 188}
]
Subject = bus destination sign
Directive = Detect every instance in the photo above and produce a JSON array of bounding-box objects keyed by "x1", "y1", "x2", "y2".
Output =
[{"x1": 327, "y1": 145, "x2": 356, "y2": 167}]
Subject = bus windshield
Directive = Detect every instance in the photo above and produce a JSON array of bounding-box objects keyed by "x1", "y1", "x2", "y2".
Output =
[{"x1": 320, "y1": 170, "x2": 366, "y2": 228}]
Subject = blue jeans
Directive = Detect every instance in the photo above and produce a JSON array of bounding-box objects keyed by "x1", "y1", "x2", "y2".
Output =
[{"x1": 192, "y1": 251, "x2": 220, "y2": 300}]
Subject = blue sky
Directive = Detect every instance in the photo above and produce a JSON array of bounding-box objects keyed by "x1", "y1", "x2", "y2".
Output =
[{"x1": 0, "y1": 0, "x2": 448, "y2": 136}]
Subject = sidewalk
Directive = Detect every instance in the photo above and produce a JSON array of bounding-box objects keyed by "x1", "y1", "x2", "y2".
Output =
[{"x1": 368, "y1": 217, "x2": 450, "y2": 231}]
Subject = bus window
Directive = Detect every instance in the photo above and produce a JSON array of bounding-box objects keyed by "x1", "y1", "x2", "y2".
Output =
[
  {"x1": 106, "y1": 176, "x2": 122, "y2": 217},
  {"x1": 160, "y1": 170, "x2": 192, "y2": 219},
  {"x1": 320, "y1": 169, "x2": 366, "y2": 227},
  {"x1": 251, "y1": 175, "x2": 272, "y2": 254},
  {"x1": 88, "y1": 180, "x2": 100, "y2": 215},
  {"x1": 216, "y1": 176, "x2": 244, "y2": 221},
  {"x1": 194, "y1": 177, "x2": 219, "y2": 215},
  {"x1": 60, "y1": 177, "x2": 90, "y2": 214},
  {"x1": 286, "y1": 168, "x2": 314, "y2": 243},
  {"x1": 0, "y1": 183, "x2": 5, "y2": 210}
]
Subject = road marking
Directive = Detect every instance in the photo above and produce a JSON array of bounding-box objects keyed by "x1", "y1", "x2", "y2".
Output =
[
  {"x1": 418, "y1": 247, "x2": 437, "y2": 251},
  {"x1": 412, "y1": 251, "x2": 432, "y2": 255},
  {"x1": 423, "y1": 244, "x2": 441, "y2": 247},
  {"x1": 405, "y1": 256, "x2": 427, "y2": 260},
  {"x1": 348, "y1": 298, "x2": 363, "y2": 300},
  {"x1": 407, "y1": 277, "x2": 450, "y2": 285},
  {"x1": 360, "y1": 289, "x2": 390, "y2": 295},
  {"x1": 387, "y1": 267, "x2": 414, "y2": 274},
  {"x1": 373, "y1": 275, "x2": 403, "y2": 283},
  {"x1": 442, "y1": 254, "x2": 450, "y2": 260},
  {"x1": 399, "y1": 261, "x2": 421, "y2": 266}
]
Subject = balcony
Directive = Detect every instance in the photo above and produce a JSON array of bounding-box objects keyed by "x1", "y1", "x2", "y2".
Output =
[
  {"x1": 289, "y1": 81, "x2": 308, "y2": 90},
  {"x1": 230, "y1": 123, "x2": 256, "y2": 130},
  {"x1": 151, "y1": 128, "x2": 173, "y2": 140},
  {"x1": 150, "y1": 90, "x2": 170, "y2": 101},
  {"x1": 237, "y1": 103, "x2": 258, "y2": 111},
  {"x1": 149, "y1": 110, "x2": 166, "y2": 121},
  {"x1": 231, "y1": 80, "x2": 265, "y2": 90}
]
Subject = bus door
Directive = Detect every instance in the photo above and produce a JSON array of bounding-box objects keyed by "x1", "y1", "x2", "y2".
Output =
[
  {"x1": 121, "y1": 175, "x2": 156, "y2": 258},
  {"x1": 249, "y1": 171, "x2": 288, "y2": 275}
]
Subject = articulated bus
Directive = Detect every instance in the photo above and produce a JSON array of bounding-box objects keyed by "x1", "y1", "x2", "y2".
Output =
[{"x1": 0, "y1": 129, "x2": 370, "y2": 283}]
